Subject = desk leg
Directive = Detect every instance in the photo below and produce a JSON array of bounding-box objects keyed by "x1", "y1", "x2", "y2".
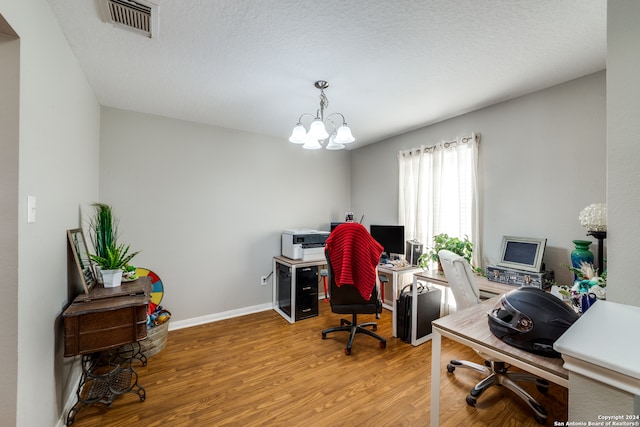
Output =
[
  {"x1": 443, "y1": 286, "x2": 449, "y2": 316},
  {"x1": 391, "y1": 275, "x2": 398, "y2": 337},
  {"x1": 391, "y1": 271, "x2": 401, "y2": 337},
  {"x1": 411, "y1": 275, "x2": 418, "y2": 345},
  {"x1": 430, "y1": 329, "x2": 442, "y2": 427}
]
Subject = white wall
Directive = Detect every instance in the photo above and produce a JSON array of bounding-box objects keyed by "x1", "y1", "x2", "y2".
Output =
[
  {"x1": 351, "y1": 72, "x2": 607, "y2": 288},
  {"x1": 99, "y1": 108, "x2": 351, "y2": 324},
  {"x1": 0, "y1": 24, "x2": 19, "y2": 427},
  {"x1": 565, "y1": 3, "x2": 640, "y2": 418},
  {"x1": 606, "y1": 0, "x2": 640, "y2": 307},
  {"x1": 0, "y1": 1, "x2": 634, "y2": 425},
  {"x1": 0, "y1": 1, "x2": 101, "y2": 426}
]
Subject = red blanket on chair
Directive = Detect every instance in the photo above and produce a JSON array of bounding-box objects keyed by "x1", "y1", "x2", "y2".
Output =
[{"x1": 326, "y1": 223, "x2": 384, "y2": 300}]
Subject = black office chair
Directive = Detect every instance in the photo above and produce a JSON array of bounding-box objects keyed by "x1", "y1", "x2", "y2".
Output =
[
  {"x1": 321, "y1": 223, "x2": 387, "y2": 355},
  {"x1": 438, "y1": 249, "x2": 550, "y2": 424}
]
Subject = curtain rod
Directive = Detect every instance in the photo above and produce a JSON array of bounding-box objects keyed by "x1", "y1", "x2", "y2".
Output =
[{"x1": 399, "y1": 132, "x2": 480, "y2": 157}]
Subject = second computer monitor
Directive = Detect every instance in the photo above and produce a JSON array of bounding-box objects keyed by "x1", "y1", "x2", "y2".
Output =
[{"x1": 370, "y1": 224, "x2": 405, "y2": 259}]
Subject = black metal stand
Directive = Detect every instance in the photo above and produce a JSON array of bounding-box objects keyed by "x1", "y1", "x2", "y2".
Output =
[
  {"x1": 587, "y1": 230, "x2": 607, "y2": 273},
  {"x1": 66, "y1": 343, "x2": 146, "y2": 425}
]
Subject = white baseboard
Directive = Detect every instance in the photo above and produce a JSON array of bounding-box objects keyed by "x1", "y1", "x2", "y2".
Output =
[
  {"x1": 57, "y1": 361, "x2": 83, "y2": 427},
  {"x1": 168, "y1": 302, "x2": 273, "y2": 330}
]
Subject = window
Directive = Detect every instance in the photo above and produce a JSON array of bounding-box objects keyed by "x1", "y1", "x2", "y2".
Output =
[{"x1": 398, "y1": 132, "x2": 480, "y2": 267}]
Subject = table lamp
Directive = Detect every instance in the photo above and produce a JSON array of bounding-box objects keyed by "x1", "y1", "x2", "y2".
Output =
[{"x1": 578, "y1": 203, "x2": 607, "y2": 272}]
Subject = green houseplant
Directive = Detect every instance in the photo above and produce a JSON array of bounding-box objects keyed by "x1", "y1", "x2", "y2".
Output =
[
  {"x1": 88, "y1": 203, "x2": 118, "y2": 261},
  {"x1": 418, "y1": 233, "x2": 474, "y2": 271},
  {"x1": 90, "y1": 243, "x2": 139, "y2": 270},
  {"x1": 89, "y1": 243, "x2": 140, "y2": 288},
  {"x1": 87, "y1": 203, "x2": 140, "y2": 287}
]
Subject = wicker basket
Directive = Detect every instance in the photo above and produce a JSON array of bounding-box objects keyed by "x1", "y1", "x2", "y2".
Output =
[{"x1": 140, "y1": 321, "x2": 169, "y2": 358}]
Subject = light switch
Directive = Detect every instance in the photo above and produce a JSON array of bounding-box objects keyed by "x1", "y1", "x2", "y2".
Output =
[{"x1": 27, "y1": 196, "x2": 36, "y2": 223}]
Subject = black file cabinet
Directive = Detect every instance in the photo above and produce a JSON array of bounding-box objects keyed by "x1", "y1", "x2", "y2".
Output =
[
  {"x1": 294, "y1": 265, "x2": 319, "y2": 320},
  {"x1": 273, "y1": 256, "x2": 323, "y2": 323}
]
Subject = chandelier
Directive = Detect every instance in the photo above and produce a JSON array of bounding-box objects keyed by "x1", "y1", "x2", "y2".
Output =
[{"x1": 288, "y1": 81, "x2": 355, "y2": 150}]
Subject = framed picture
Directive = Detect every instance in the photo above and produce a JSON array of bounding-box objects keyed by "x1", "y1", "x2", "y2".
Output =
[{"x1": 67, "y1": 228, "x2": 96, "y2": 295}]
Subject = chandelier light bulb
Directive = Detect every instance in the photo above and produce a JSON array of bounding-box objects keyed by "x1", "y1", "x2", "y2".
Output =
[
  {"x1": 334, "y1": 125, "x2": 355, "y2": 144},
  {"x1": 289, "y1": 124, "x2": 307, "y2": 144},
  {"x1": 302, "y1": 136, "x2": 322, "y2": 150},
  {"x1": 325, "y1": 134, "x2": 345, "y2": 150},
  {"x1": 308, "y1": 119, "x2": 329, "y2": 140}
]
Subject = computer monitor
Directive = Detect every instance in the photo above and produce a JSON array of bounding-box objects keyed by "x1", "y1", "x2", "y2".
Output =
[
  {"x1": 330, "y1": 222, "x2": 344, "y2": 232},
  {"x1": 370, "y1": 224, "x2": 405, "y2": 259},
  {"x1": 496, "y1": 236, "x2": 547, "y2": 272}
]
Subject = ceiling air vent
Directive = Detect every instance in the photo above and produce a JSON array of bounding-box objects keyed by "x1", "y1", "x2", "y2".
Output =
[{"x1": 101, "y1": 0, "x2": 158, "y2": 38}]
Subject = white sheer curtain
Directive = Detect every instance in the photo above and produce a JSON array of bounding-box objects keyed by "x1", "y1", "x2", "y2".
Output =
[{"x1": 398, "y1": 132, "x2": 480, "y2": 267}]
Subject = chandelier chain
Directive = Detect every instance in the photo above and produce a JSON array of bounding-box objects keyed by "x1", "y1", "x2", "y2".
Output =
[{"x1": 319, "y1": 89, "x2": 329, "y2": 119}]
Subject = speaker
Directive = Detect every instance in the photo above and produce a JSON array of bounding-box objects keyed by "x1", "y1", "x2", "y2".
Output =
[{"x1": 406, "y1": 240, "x2": 423, "y2": 266}]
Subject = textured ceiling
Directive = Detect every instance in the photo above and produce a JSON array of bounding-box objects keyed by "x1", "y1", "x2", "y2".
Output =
[{"x1": 46, "y1": 0, "x2": 606, "y2": 149}]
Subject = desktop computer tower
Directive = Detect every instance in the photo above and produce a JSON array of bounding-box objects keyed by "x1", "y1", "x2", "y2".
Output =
[
  {"x1": 406, "y1": 240, "x2": 423, "y2": 266},
  {"x1": 396, "y1": 284, "x2": 442, "y2": 343}
]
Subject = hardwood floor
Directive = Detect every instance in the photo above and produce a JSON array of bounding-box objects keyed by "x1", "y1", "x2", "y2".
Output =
[{"x1": 67, "y1": 303, "x2": 567, "y2": 426}]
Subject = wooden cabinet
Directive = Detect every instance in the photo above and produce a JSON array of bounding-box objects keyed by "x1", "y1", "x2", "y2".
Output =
[
  {"x1": 62, "y1": 277, "x2": 151, "y2": 425},
  {"x1": 62, "y1": 276, "x2": 151, "y2": 356},
  {"x1": 63, "y1": 277, "x2": 151, "y2": 356},
  {"x1": 63, "y1": 297, "x2": 148, "y2": 356}
]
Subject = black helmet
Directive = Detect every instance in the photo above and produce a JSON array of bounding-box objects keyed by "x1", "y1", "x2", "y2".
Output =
[{"x1": 488, "y1": 287, "x2": 579, "y2": 358}]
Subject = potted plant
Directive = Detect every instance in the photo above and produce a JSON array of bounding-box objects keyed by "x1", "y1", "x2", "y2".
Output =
[
  {"x1": 88, "y1": 203, "x2": 118, "y2": 261},
  {"x1": 87, "y1": 203, "x2": 140, "y2": 286},
  {"x1": 122, "y1": 263, "x2": 138, "y2": 281},
  {"x1": 90, "y1": 243, "x2": 140, "y2": 288},
  {"x1": 418, "y1": 233, "x2": 474, "y2": 271}
]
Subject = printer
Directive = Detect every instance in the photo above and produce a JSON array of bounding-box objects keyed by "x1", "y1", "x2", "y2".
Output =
[{"x1": 282, "y1": 229, "x2": 330, "y2": 261}]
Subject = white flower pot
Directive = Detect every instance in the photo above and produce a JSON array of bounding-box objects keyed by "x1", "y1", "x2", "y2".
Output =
[{"x1": 101, "y1": 269, "x2": 123, "y2": 288}]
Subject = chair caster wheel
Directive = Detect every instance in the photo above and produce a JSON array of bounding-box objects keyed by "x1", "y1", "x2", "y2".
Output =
[
  {"x1": 465, "y1": 395, "x2": 477, "y2": 407},
  {"x1": 322, "y1": 332, "x2": 326, "y2": 339},
  {"x1": 344, "y1": 348, "x2": 351, "y2": 356},
  {"x1": 447, "y1": 364, "x2": 456, "y2": 373},
  {"x1": 379, "y1": 341, "x2": 386, "y2": 349},
  {"x1": 536, "y1": 379, "x2": 550, "y2": 393},
  {"x1": 372, "y1": 325, "x2": 377, "y2": 331},
  {"x1": 537, "y1": 384, "x2": 549, "y2": 393},
  {"x1": 534, "y1": 414, "x2": 547, "y2": 425}
]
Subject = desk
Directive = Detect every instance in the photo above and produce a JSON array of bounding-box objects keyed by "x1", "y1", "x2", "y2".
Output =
[
  {"x1": 430, "y1": 297, "x2": 568, "y2": 427},
  {"x1": 405, "y1": 270, "x2": 515, "y2": 345},
  {"x1": 377, "y1": 264, "x2": 422, "y2": 311},
  {"x1": 273, "y1": 256, "x2": 327, "y2": 323},
  {"x1": 554, "y1": 301, "x2": 640, "y2": 420}
]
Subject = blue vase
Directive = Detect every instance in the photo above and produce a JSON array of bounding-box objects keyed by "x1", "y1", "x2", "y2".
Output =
[{"x1": 571, "y1": 240, "x2": 594, "y2": 279}]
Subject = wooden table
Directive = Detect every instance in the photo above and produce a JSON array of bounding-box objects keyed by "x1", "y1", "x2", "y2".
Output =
[
  {"x1": 430, "y1": 297, "x2": 568, "y2": 427},
  {"x1": 63, "y1": 277, "x2": 151, "y2": 425},
  {"x1": 414, "y1": 269, "x2": 517, "y2": 297},
  {"x1": 376, "y1": 264, "x2": 422, "y2": 310}
]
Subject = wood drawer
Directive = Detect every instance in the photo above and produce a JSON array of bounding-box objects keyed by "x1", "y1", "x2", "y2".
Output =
[
  {"x1": 64, "y1": 304, "x2": 148, "y2": 356},
  {"x1": 62, "y1": 277, "x2": 151, "y2": 357}
]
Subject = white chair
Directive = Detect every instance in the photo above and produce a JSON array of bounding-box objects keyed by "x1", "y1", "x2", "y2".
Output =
[{"x1": 438, "y1": 249, "x2": 550, "y2": 425}]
